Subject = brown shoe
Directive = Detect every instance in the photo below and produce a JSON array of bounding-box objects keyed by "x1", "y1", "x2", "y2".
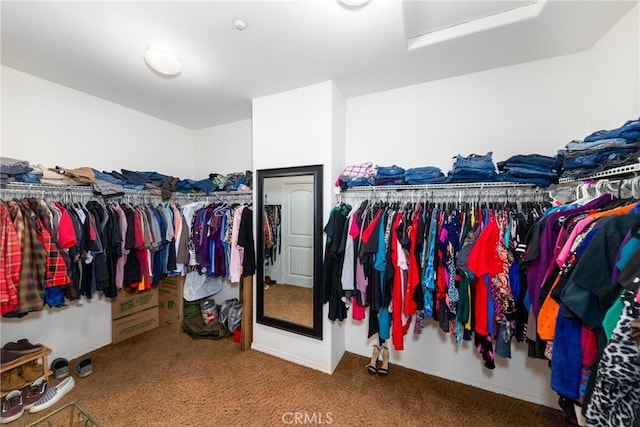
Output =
[
  {"x1": 0, "y1": 368, "x2": 26, "y2": 392},
  {"x1": 20, "y1": 362, "x2": 44, "y2": 382},
  {"x1": 2, "y1": 340, "x2": 42, "y2": 355},
  {"x1": 0, "y1": 350, "x2": 23, "y2": 367}
]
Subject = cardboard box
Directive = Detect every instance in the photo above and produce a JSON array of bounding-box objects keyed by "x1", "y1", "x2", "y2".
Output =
[
  {"x1": 158, "y1": 276, "x2": 185, "y2": 333},
  {"x1": 112, "y1": 306, "x2": 159, "y2": 344},
  {"x1": 111, "y1": 288, "x2": 159, "y2": 320}
]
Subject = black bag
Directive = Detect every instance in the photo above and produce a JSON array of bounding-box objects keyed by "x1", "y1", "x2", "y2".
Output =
[{"x1": 182, "y1": 310, "x2": 230, "y2": 340}]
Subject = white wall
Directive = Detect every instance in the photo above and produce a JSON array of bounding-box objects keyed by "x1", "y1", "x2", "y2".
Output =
[
  {"x1": 252, "y1": 81, "x2": 346, "y2": 373},
  {"x1": 193, "y1": 119, "x2": 253, "y2": 178},
  {"x1": 1, "y1": 66, "x2": 195, "y2": 177},
  {"x1": 343, "y1": 5, "x2": 639, "y2": 409},
  {"x1": 588, "y1": 3, "x2": 640, "y2": 130},
  {"x1": 0, "y1": 65, "x2": 196, "y2": 362}
]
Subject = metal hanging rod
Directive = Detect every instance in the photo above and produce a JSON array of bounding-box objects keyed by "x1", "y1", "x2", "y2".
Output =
[
  {"x1": 0, "y1": 182, "x2": 252, "y2": 204},
  {"x1": 338, "y1": 185, "x2": 549, "y2": 204},
  {"x1": 342, "y1": 182, "x2": 536, "y2": 192}
]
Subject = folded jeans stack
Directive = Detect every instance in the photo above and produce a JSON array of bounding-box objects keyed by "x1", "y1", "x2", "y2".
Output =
[
  {"x1": 447, "y1": 152, "x2": 498, "y2": 183},
  {"x1": 374, "y1": 165, "x2": 405, "y2": 186},
  {"x1": 497, "y1": 154, "x2": 562, "y2": 187},
  {"x1": 404, "y1": 166, "x2": 446, "y2": 184},
  {"x1": 560, "y1": 118, "x2": 640, "y2": 179}
]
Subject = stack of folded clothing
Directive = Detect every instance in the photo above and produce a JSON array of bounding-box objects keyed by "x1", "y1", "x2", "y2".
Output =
[
  {"x1": 561, "y1": 118, "x2": 640, "y2": 179},
  {"x1": 208, "y1": 171, "x2": 252, "y2": 192},
  {"x1": 0, "y1": 157, "x2": 36, "y2": 186},
  {"x1": 404, "y1": 166, "x2": 446, "y2": 184},
  {"x1": 336, "y1": 162, "x2": 376, "y2": 190},
  {"x1": 447, "y1": 152, "x2": 498, "y2": 183},
  {"x1": 374, "y1": 165, "x2": 405, "y2": 185},
  {"x1": 497, "y1": 154, "x2": 563, "y2": 187}
]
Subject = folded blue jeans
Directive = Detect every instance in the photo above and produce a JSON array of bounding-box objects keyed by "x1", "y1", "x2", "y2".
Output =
[
  {"x1": 565, "y1": 138, "x2": 634, "y2": 152},
  {"x1": 584, "y1": 118, "x2": 640, "y2": 142},
  {"x1": 497, "y1": 154, "x2": 561, "y2": 171},
  {"x1": 346, "y1": 177, "x2": 375, "y2": 187},
  {"x1": 405, "y1": 166, "x2": 444, "y2": 178},
  {"x1": 375, "y1": 165, "x2": 406, "y2": 178},
  {"x1": 452, "y1": 152, "x2": 495, "y2": 170},
  {"x1": 13, "y1": 173, "x2": 41, "y2": 184},
  {"x1": 563, "y1": 149, "x2": 638, "y2": 169},
  {"x1": 93, "y1": 169, "x2": 126, "y2": 185},
  {"x1": 120, "y1": 169, "x2": 151, "y2": 185},
  {"x1": 406, "y1": 176, "x2": 447, "y2": 185},
  {"x1": 500, "y1": 166, "x2": 559, "y2": 179},
  {"x1": 498, "y1": 174, "x2": 554, "y2": 188},
  {"x1": 141, "y1": 171, "x2": 170, "y2": 181},
  {"x1": 447, "y1": 171, "x2": 498, "y2": 183}
]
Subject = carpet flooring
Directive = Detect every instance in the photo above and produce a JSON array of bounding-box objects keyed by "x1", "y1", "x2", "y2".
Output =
[
  {"x1": 13, "y1": 327, "x2": 564, "y2": 426},
  {"x1": 263, "y1": 284, "x2": 313, "y2": 327}
]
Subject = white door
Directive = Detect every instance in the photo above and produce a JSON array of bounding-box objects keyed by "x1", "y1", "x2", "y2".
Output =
[{"x1": 282, "y1": 182, "x2": 314, "y2": 288}]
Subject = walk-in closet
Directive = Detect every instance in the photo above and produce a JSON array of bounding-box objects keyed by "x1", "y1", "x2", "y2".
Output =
[{"x1": 1, "y1": 1, "x2": 639, "y2": 425}]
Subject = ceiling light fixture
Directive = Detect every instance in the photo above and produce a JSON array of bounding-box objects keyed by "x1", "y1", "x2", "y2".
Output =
[
  {"x1": 144, "y1": 48, "x2": 182, "y2": 77},
  {"x1": 233, "y1": 18, "x2": 247, "y2": 31},
  {"x1": 337, "y1": 0, "x2": 371, "y2": 7}
]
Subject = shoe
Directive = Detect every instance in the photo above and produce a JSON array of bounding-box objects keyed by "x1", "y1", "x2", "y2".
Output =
[
  {"x1": 2, "y1": 340, "x2": 42, "y2": 355},
  {"x1": 0, "y1": 390, "x2": 24, "y2": 424},
  {"x1": 50, "y1": 358, "x2": 69, "y2": 379},
  {"x1": 74, "y1": 358, "x2": 92, "y2": 378},
  {"x1": 366, "y1": 345, "x2": 380, "y2": 375},
  {"x1": 28, "y1": 377, "x2": 75, "y2": 414},
  {"x1": 20, "y1": 361, "x2": 44, "y2": 382},
  {"x1": 23, "y1": 377, "x2": 47, "y2": 410},
  {"x1": 0, "y1": 369, "x2": 26, "y2": 392},
  {"x1": 0, "y1": 350, "x2": 23, "y2": 367},
  {"x1": 377, "y1": 347, "x2": 389, "y2": 377}
]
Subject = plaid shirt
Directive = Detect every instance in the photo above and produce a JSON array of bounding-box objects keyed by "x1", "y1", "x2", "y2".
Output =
[
  {"x1": 0, "y1": 202, "x2": 21, "y2": 314},
  {"x1": 35, "y1": 217, "x2": 71, "y2": 288},
  {"x1": 27, "y1": 199, "x2": 71, "y2": 288},
  {"x1": 340, "y1": 162, "x2": 375, "y2": 179},
  {"x1": 15, "y1": 201, "x2": 46, "y2": 313}
]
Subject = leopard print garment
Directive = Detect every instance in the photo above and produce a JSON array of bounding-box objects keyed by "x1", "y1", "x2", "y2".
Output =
[{"x1": 585, "y1": 290, "x2": 640, "y2": 426}]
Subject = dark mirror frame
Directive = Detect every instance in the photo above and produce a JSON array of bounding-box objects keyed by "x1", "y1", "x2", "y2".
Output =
[{"x1": 256, "y1": 164, "x2": 324, "y2": 340}]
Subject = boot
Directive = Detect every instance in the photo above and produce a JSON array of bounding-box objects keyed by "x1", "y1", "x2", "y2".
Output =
[
  {"x1": 366, "y1": 345, "x2": 380, "y2": 375},
  {"x1": 21, "y1": 362, "x2": 44, "y2": 382},
  {"x1": 377, "y1": 347, "x2": 389, "y2": 377},
  {"x1": 0, "y1": 368, "x2": 26, "y2": 392}
]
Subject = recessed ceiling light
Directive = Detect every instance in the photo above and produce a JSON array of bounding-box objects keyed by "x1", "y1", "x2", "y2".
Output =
[
  {"x1": 144, "y1": 49, "x2": 182, "y2": 77},
  {"x1": 337, "y1": 0, "x2": 371, "y2": 7},
  {"x1": 233, "y1": 18, "x2": 247, "y2": 31}
]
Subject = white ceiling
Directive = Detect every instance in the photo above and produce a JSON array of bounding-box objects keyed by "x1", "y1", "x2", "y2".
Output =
[{"x1": 1, "y1": 0, "x2": 637, "y2": 130}]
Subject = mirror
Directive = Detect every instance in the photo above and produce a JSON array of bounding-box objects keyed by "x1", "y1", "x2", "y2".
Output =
[{"x1": 256, "y1": 165, "x2": 323, "y2": 340}]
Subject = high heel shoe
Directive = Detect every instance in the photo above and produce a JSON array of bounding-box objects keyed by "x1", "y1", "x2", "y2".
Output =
[
  {"x1": 366, "y1": 345, "x2": 380, "y2": 375},
  {"x1": 377, "y1": 347, "x2": 389, "y2": 377}
]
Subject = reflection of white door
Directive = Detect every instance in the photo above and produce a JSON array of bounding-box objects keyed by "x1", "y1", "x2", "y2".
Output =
[{"x1": 283, "y1": 182, "x2": 313, "y2": 288}]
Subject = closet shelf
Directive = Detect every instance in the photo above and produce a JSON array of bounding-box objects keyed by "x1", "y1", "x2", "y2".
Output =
[{"x1": 558, "y1": 163, "x2": 640, "y2": 184}]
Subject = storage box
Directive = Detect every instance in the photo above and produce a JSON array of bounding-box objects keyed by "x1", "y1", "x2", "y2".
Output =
[
  {"x1": 112, "y1": 306, "x2": 159, "y2": 344},
  {"x1": 111, "y1": 288, "x2": 159, "y2": 320},
  {"x1": 158, "y1": 276, "x2": 185, "y2": 333}
]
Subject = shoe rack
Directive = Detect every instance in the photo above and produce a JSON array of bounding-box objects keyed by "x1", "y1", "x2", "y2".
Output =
[{"x1": 0, "y1": 346, "x2": 52, "y2": 398}]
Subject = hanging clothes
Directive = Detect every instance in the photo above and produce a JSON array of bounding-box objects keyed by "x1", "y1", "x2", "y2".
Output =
[
  {"x1": 0, "y1": 195, "x2": 204, "y2": 317},
  {"x1": 321, "y1": 193, "x2": 546, "y2": 369}
]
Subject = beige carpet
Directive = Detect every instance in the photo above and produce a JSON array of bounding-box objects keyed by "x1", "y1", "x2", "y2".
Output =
[
  {"x1": 13, "y1": 327, "x2": 563, "y2": 426},
  {"x1": 263, "y1": 284, "x2": 313, "y2": 327}
]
